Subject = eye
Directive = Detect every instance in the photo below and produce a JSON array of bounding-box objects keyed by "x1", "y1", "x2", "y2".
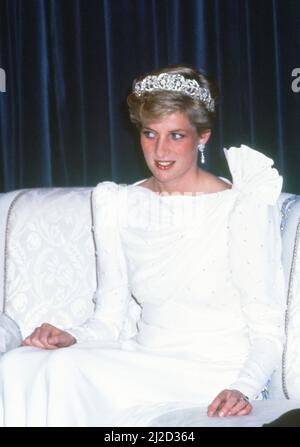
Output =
[
  {"x1": 142, "y1": 130, "x2": 156, "y2": 139},
  {"x1": 171, "y1": 132, "x2": 184, "y2": 140}
]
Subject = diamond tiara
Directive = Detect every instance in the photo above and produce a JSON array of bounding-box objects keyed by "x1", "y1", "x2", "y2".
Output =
[{"x1": 133, "y1": 73, "x2": 215, "y2": 112}]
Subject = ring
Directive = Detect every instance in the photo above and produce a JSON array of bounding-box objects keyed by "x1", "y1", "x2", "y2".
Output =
[{"x1": 240, "y1": 394, "x2": 250, "y2": 403}]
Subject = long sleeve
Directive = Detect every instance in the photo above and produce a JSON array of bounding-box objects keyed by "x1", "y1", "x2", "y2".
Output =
[
  {"x1": 67, "y1": 182, "x2": 137, "y2": 344},
  {"x1": 228, "y1": 197, "x2": 286, "y2": 399},
  {"x1": 224, "y1": 146, "x2": 286, "y2": 399}
]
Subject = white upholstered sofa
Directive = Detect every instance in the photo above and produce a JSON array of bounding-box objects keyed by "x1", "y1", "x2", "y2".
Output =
[{"x1": 0, "y1": 187, "x2": 300, "y2": 426}]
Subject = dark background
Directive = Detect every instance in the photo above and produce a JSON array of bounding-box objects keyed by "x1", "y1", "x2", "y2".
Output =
[{"x1": 0, "y1": 0, "x2": 299, "y2": 193}]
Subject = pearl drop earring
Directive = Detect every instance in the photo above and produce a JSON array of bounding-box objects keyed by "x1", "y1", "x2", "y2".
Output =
[{"x1": 198, "y1": 143, "x2": 205, "y2": 164}]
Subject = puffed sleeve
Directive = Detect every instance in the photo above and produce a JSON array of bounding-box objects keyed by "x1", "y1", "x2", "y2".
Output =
[
  {"x1": 225, "y1": 145, "x2": 286, "y2": 399},
  {"x1": 67, "y1": 182, "x2": 136, "y2": 344}
]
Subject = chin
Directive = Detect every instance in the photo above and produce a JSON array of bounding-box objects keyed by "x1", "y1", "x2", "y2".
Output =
[{"x1": 153, "y1": 172, "x2": 175, "y2": 182}]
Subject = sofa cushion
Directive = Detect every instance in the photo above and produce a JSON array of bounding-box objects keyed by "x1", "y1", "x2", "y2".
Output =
[{"x1": 3, "y1": 188, "x2": 96, "y2": 338}]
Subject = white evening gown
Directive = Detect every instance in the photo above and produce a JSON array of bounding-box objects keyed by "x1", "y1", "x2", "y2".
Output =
[{"x1": 0, "y1": 145, "x2": 285, "y2": 427}]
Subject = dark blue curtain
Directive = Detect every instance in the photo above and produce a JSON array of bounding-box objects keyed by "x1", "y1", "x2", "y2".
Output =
[{"x1": 0, "y1": 0, "x2": 299, "y2": 193}]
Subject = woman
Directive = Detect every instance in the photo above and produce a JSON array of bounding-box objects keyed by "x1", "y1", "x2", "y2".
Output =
[{"x1": 0, "y1": 65, "x2": 285, "y2": 426}]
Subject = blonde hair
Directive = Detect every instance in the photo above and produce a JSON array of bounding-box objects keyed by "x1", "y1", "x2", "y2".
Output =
[{"x1": 127, "y1": 64, "x2": 219, "y2": 135}]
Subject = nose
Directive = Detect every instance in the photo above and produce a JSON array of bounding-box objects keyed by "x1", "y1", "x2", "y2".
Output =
[{"x1": 154, "y1": 136, "x2": 169, "y2": 159}]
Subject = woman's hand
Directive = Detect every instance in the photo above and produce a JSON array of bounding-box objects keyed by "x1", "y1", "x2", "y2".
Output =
[
  {"x1": 207, "y1": 389, "x2": 252, "y2": 417},
  {"x1": 21, "y1": 323, "x2": 76, "y2": 350}
]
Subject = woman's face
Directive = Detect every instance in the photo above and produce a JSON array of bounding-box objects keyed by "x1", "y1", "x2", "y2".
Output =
[{"x1": 140, "y1": 111, "x2": 210, "y2": 191}]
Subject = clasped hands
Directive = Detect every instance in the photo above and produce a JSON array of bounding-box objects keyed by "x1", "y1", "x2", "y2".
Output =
[
  {"x1": 22, "y1": 323, "x2": 252, "y2": 418},
  {"x1": 21, "y1": 323, "x2": 76, "y2": 349}
]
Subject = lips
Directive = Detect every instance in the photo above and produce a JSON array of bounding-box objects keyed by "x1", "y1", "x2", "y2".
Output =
[{"x1": 155, "y1": 160, "x2": 175, "y2": 170}]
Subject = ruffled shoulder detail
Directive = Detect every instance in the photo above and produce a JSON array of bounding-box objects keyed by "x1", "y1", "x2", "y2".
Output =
[
  {"x1": 224, "y1": 145, "x2": 283, "y2": 205},
  {"x1": 94, "y1": 181, "x2": 119, "y2": 193}
]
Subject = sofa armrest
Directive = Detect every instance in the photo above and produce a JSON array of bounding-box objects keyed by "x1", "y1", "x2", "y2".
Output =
[
  {"x1": 0, "y1": 190, "x2": 28, "y2": 312},
  {"x1": 0, "y1": 312, "x2": 22, "y2": 353},
  {"x1": 281, "y1": 195, "x2": 300, "y2": 400}
]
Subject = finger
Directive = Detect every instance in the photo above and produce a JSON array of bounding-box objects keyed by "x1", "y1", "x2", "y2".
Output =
[
  {"x1": 41, "y1": 324, "x2": 68, "y2": 348},
  {"x1": 207, "y1": 400, "x2": 221, "y2": 416},
  {"x1": 236, "y1": 403, "x2": 252, "y2": 416},
  {"x1": 38, "y1": 328, "x2": 59, "y2": 349},
  {"x1": 29, "y1": 333, "x2": 48, "y2": 348},
  {"x1": 27, "y1": 328, "x2": 50, "y2": 349},
  {"x1": 40, "y1": 322, "x2": 53, "y2": 329},
  {"x1": 227, "y1": 396, "x2": 249, "y2": 416},
  {"x1": 21, "y1": 326, "x2": 51, "y2": 349},
  {"x1": 39, "y1": 337, "x2": 58, "y2": 349},
  {"x1": 217, "y1": 395, "x2": 239, "y2": 417},
  {"x1": 48, "y1": 335, "x2": 64, "y2": 346},
  {"x1": 25, "y1": 337, "x2": 46, "y2": 349},
  {"x1": 22, "y1": 335, "x2": 37, "y2": 346},
  {"x1": 49, "y1": 333, "x2": 75, "y2": 348},
  {"x1": 207, "y1": 395, "x2": 224, "y2": 417}
]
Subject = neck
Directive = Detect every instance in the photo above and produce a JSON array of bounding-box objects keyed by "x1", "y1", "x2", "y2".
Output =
[{"x1": 151, "y1": 168, "x2": 205, "y2": 195}]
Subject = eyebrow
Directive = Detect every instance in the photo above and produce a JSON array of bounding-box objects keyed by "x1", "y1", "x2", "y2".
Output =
[{"x1": 142, "y1": 126, "x2": 185, "y2": 132}]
